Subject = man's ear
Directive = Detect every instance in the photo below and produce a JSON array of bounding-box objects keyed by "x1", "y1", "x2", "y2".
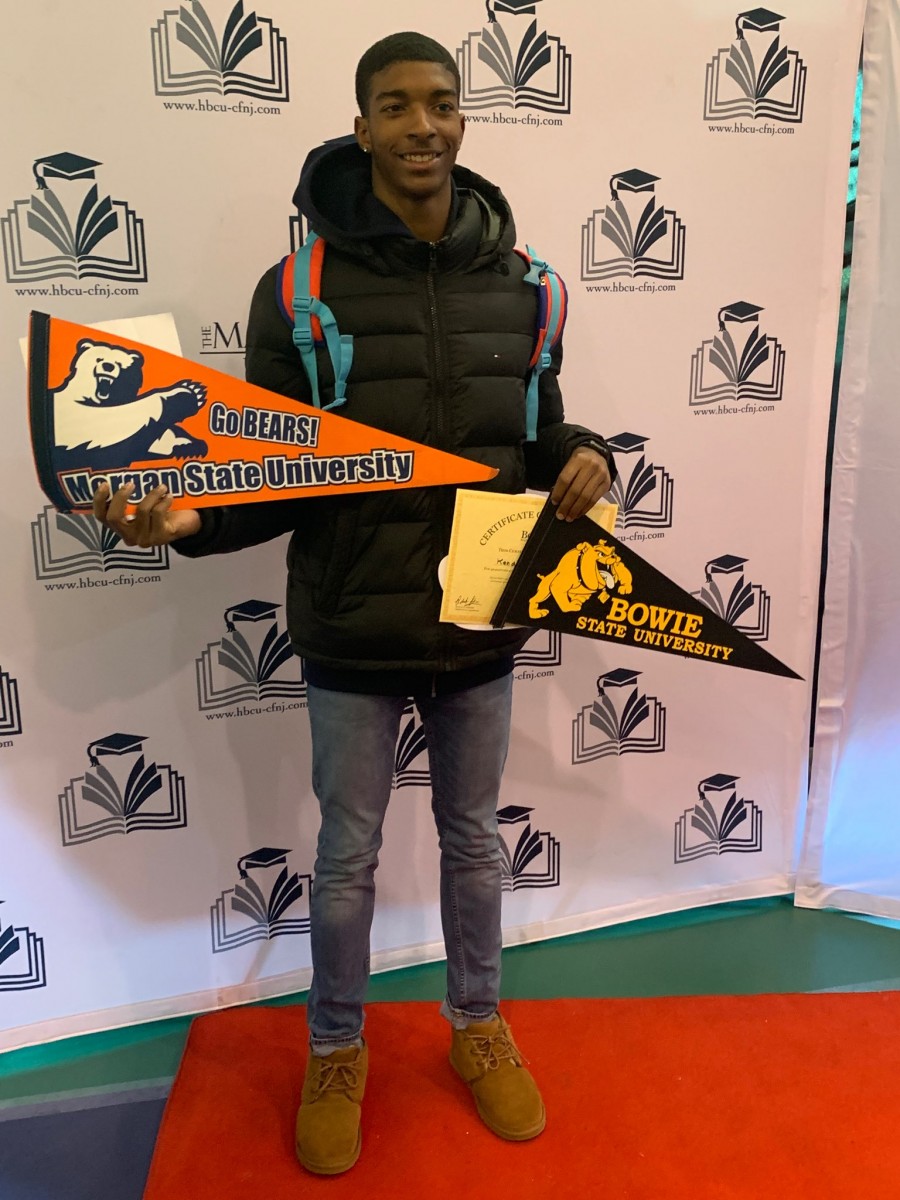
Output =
[
  {"x1": 354, "y1": 114, "x2": 370, "y2": 154},
  {"x1": 459, "y1": 113, "x2": 466, "y2": 142}
]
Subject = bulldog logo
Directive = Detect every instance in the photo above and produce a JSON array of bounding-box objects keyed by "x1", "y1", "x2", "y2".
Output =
[{"x1": 528, "y1": 539, "x2": 633, "y2": 619}]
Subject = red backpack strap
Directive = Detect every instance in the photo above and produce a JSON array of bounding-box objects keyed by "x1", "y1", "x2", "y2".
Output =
[
  {"x1": 276, "y1": 238, "x2": 326, "y2": 344},
  {"x1": 514, "y1": 247, "x2": 568, "y2": 440},
  {"x1": 275, "y1": 233, "x2": 353, "y2": 412}
]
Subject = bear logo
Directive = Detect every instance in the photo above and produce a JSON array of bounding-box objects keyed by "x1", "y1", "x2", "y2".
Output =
[
  {"x1": 528, "y1": 539, "x2": 634, "y2": 620},
  {"x1": 52, "y1": 338, "x2": 208, "y2": 471}
]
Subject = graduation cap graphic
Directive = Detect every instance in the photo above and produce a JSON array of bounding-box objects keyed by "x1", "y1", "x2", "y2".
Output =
[
  {"x1": 497, "y1": 805, "x2": 535, "y2": 823},
  {"x1": 86, "y1": 732, "x2": 147, "y2": 766},
  {"x1": 488, "y1": 0, "x2": 543, "y2": 19},
  {"x1": 237, "y1": 847, "x2": 290, "y2": 878},
  {"x1": 605, "y1": 432, "x2": 649, "y2": 455},
  {"x1": 609, "y1": 169, "x2": 660, "y2": 200},
  {"x1": 224, "y1": 600, "x2": 279, "y2": 632},
  {"x1": 491, "y1": 500, "x2": 799, "y2": 679},
  {"x1": 32, "y1": 152, "x2": 101, "y2": 191},
  {"x1": 597, "y1": 667, "x2": 641, "y2": 692},
  {"x1": 736, "y1": 8, "x2": 784, "y2": 38},
  {"x1": 717, "y1": 301, "x2": 764, "y2": 332},
  {"x1": 704, "y1": 554, "x2": 747, "y2": 581},
  {"x1": 699, "y1": 772, "x2": 740, "y2": 796}
]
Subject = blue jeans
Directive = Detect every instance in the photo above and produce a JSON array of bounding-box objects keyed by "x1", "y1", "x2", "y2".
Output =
[{"x1": 305, "y1": 673, "x2": 513, "y2": 1049}]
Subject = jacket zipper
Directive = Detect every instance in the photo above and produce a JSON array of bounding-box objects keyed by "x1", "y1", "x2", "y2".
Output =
[
  {"x1": 428, "y1": 243, "x2": 451, "y2": 673},
  {"x1": 427, "y1": 244, "x2": 446, "y2": 449}
]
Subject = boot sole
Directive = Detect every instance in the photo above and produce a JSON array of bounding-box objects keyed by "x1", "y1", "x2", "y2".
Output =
[
  {"x1": 474, "y1": 1097, "x2": 546, "y2": 1141},
  {"x1": 450, "y1": 1054, "x2": 547, "y2": 1141},
  {"x1": 296, "y1": 1129, "x2": 362, "y2": 1176}
]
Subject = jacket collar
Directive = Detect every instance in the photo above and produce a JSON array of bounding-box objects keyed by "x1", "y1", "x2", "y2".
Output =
[{"x1": 293, "y1": 135, "x2": 515, "y2": 275}]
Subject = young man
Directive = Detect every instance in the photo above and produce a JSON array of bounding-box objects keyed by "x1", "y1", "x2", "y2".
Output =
[{"x1": 94, "y1": 32, "x2": 614, "y2": 1177}]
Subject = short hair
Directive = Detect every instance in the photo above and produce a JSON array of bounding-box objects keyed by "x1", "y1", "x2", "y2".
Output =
[{"x1": 355, "y1": 32, "x2": 461, "y2": 114}]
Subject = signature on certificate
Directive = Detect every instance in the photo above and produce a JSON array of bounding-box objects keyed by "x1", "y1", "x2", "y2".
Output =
[{"x1": 454, "y1": 595, "x2": 480, "y2": 611}]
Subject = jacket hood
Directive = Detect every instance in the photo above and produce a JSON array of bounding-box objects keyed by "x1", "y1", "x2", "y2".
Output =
[{"x1": 291, "y1": 135, "x2": 517, "y2": 273}]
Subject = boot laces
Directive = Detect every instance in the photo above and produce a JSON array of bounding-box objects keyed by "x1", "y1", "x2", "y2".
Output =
[
  {"x1": 468, "y1": 1027, "x2": 525, "y2": 1071},
  {"x1": 310, "y1": 1057, "x2": 360, "y2": 1099}
]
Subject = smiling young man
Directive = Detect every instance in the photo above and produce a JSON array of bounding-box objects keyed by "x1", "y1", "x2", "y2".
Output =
[
  {"x1": 93, "y1": 31, "x2": 614, "y2": 1177},
  {"x1": 356, "y1": 54, "x2": 462, "y2": 241}
]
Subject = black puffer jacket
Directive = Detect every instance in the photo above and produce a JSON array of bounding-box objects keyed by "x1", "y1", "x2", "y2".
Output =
[{"x1": 177, "y1": 138, "x2": 613, "y2": 676}]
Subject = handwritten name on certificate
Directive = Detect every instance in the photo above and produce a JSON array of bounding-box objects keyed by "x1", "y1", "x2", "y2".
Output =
[{"x1": 440, "y1": 491, "x2": 617, "y2": 625}]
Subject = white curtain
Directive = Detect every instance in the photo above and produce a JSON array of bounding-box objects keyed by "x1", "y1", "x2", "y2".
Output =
[{"x1": 797, "y1": 0, "x2": 900, "y2": 919}]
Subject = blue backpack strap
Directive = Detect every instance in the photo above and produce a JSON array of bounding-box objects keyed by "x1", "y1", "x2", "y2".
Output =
[
  {"x1": 277, "y1": 232, "x2": 354, "y2": 412},
  {"x1": 516, "y1": 245, "x2": 568, "y2": 441}
]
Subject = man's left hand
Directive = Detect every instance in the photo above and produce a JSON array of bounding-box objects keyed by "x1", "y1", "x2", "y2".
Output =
[{"x1": 550, "y1": 446, "x2": 612, "y2": 522}]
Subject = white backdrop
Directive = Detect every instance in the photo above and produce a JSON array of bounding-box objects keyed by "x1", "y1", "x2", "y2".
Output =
[
  {"x1": 0, "y1": 0, "x2": 863, "y2": 1051},
  {"x1": 797, "y1": 0, "x2": 900, "y2": 918}
]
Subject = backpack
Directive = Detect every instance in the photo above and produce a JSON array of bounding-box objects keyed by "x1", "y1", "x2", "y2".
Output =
[{"x1": 275, "y1": 233, "x2": 567, "y2": 442}]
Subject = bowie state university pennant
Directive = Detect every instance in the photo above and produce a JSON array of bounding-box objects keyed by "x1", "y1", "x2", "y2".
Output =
[
  {"x1": 28, "y1": 312, "x2": 498, "y2": 512},
  {"x1": 492, "y1": 501, "x2": 801, "y2": 679}
]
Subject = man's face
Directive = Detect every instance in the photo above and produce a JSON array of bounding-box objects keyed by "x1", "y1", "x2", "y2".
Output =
[{"x1": 354, "y1": 60, "x2": 465, "y2": 205}]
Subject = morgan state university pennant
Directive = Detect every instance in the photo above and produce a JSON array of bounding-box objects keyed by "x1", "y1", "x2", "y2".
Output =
[
  {"x1": 492, "y1": 501, "x2": 801, "y2": 679},
  {"x1": 28, "y1": 312, "x2": 498, "y2": 512}
]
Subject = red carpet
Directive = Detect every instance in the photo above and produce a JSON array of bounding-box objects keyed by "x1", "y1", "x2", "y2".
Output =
[{"x1": 143, "y1": 995, "x2": 900, "y2": 1199}]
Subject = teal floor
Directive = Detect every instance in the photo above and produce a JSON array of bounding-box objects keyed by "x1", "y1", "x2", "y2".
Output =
[{"x1": 4, "y1": 895, "x2": 900, "y2": 1106}]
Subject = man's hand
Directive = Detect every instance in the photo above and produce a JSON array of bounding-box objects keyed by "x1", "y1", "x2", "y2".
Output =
[
  {"x1": 92, "y1": 482, "x2": 202, "y2": 547},
  {"x1": 550, "y1": 446, "x2": 612, "y2": 522}
]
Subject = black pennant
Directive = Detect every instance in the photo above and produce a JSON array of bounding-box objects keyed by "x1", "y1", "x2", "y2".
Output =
[{"x1": 491, "y1": 501, "x2": 801, "y2": 680}]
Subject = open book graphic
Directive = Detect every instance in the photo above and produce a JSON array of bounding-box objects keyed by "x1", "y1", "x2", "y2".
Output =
[
  {"x1": 0, "y1": 907, "x2": 46, "y2": 992},
  {"x1": 690, "y1": 323, "x2": 785, "y2": 406},
  {"x1": 0, "y1": 667, "x2": 22, "y2": 737},
  {"x1": 705, "y1": 37, "x2": 806, "y2": 122},
  {"x1": 211, "y1": 848, "x2": 311, "y2": 951},
  {"x1": 394, "y1": 703, "x2": 430, "y2": 789},
  {"x1": 498, "y1": 806, "x2": 560, "y2": 891},
  {"x1": 4, "y1": 193, "x2": 145, "y2": 283},
  {"x1": 58, "y1": 735, "x2": 187, "y2": 844},
  {"x1": 231, "y1": 867, "x2": 304, "y2": 931},
  {"x1": 152, "y1": 0, "x2": 289, "y2": 100},
  {"x1": 693, "y1": 556, "x2": 771, "y2": 642},
  {"x1": 572, "y1": 669, "x2": 666, "y2": 763},
  {"x1": 675, "y1": 777, "x2": 763, "y2": 862},
  {"x1": 458, "y1": 18, "x2": 571, "y2": 113},
  {"x1": 609, "y1": 455, "x2": 674, "y2": 530},
  {"x1": 196, "y1": 601, "x2": 303, "y2": 709},
  {"x1": 31, "y1": 508, "x2": 168, "y2": 579},
  {"x1": 582, "y1": 200, "x2": 685, "y2": 281}
]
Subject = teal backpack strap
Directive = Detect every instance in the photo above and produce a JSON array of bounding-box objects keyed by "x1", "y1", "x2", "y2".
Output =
[
  {"x1": 281, "y1": 232, "x2": 354, "y2": 412},
  {"x1": 516, "y1": 245, "x2": 569, "y2": 442}
]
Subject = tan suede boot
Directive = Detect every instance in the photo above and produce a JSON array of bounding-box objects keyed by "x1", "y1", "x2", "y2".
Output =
[
  {"x1": 450, "y1": 1014, "x2": 546, "y2": 1140},
  {"x1": 295, "y1": 1041, "x2": 367, "y2": 1175}
]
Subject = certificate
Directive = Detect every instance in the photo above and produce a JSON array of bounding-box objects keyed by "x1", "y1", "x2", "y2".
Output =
[{"x1": 440, "y1": 490, "x2": 617, "y2": 626}]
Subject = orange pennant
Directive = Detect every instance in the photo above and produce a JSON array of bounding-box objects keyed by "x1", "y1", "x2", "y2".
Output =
[{"x1": 28, "y1": 313, "x2": 497, "y2": 512}]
